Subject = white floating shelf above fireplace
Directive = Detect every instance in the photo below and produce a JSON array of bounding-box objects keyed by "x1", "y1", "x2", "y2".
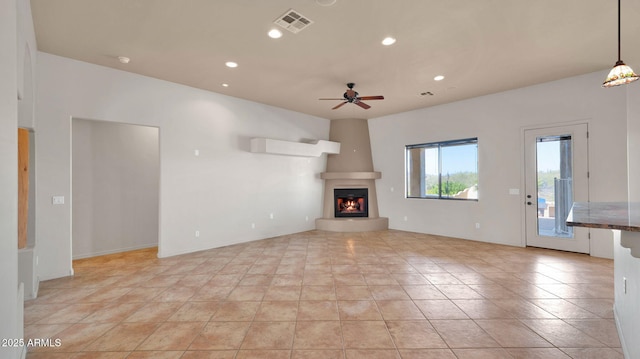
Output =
[
  {"x1": 250, "y1": 138, "x2": 340, "y2": 157},
  {"x1": 320, "y1": 172, "x2": 381, "y2": 180}
]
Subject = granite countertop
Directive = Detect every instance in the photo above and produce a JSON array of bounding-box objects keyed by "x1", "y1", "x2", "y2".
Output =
[{"x1": 566, "y1": 202, "x2": 640, "y2": 232}]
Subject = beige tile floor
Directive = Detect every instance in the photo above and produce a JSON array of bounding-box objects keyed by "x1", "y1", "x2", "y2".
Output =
[{"x1": 24, "y1": 230, "x2": 623, "y2": 359}]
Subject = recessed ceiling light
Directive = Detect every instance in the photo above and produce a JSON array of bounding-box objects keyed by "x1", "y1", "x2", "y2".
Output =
[
  {"x1": 381, "y1": 37, "x2": 396, "y2": 46},
  {"x1": 268, "y1": 29, "x2": 283, "y2": 39},
  {"x1": 225, "y1": 61, "x2": 238, "y2": 68},
  {"x1": 222, "y1": 83, "x2": 229, "y2": 87},
  {"x1": 117, "y1": 56, "x2": 130, "y2": 64},
  {"x1": 434, "y1": 75, "x2": 445, "y2": 81}
]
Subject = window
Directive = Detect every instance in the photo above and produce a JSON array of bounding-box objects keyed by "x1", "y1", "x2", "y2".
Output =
[{"x1": 406, "y1": 138, "x2": 478, "y2": 200}]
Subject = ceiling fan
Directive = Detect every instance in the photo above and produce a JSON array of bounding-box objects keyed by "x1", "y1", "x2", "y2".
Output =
[{"x1": 319, "y1": 83, "x2": 384, "y2": 110}]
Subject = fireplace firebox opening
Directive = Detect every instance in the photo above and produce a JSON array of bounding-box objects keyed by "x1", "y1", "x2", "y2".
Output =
[{"x1": 334, "y1": 188, "x2": 368, "y2": 218}]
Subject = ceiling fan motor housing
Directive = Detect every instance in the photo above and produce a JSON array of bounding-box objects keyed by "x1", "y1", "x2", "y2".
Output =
[{"x1": 344, "y1": 90, "x2": 359, "y2": 101}]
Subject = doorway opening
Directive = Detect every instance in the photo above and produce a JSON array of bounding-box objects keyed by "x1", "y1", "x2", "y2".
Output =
[{"x1": 71, "y1": 119, "x2": 160, "y2": 259}]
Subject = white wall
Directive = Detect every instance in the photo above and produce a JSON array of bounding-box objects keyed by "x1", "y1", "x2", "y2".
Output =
[
  {"x1": 0, "y1": 0, "x2": 19, "y2": 356},
  {"x1": 369, "y1": 71, "x2": 628, "y2": 258},
  {"x1": 628, "y1": 79, "x2": 640, "y2": 204},
  {"x1": 72, "y1": 119, "x2": 159, "y2": 259},
  {"x1": 613, "y1": 231, "x2": 639, "y2": 359},
  {"x1": 35, "y1": 52, "x2": 330, "y2": 280},
  {"x1": 613, "y1": 81, "x2": 640, "y2": 359},
  {"x1": 16, "y1": 0, "x2": 38, "y2": 314},
  {"x1": 2, "y1": 0, "x2": 34, "y2": 357},
  {"x1": 3, "y1": 0, "x2": 37, "y2": 358}
]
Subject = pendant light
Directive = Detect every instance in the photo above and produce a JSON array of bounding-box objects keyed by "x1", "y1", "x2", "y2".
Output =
[{"x1": 603, "y1": 0, "x2": 639, "y2": 87}]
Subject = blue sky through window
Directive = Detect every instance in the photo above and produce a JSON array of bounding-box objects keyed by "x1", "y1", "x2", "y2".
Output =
[
  {"x1": 537, "y1": 140, "x2": 561, "y2": 172},
  {"x1": 424, "y1": 144, "x2": 478, "y2": 175}
]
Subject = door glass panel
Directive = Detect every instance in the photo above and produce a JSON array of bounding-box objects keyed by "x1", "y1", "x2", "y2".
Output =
[
  {"x1": 536, "y1": 135, "x2": 574, "y2": 238},
  {"x1": 525, "y1": 124, "x2": 588, "y2": 253}
]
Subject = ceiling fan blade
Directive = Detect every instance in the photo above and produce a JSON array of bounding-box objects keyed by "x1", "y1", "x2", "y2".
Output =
[
  {"x1": 358, "y1": 95, "x2": 384, "y2": 100},
  {"x1": 319, "y1": 98, "x2": 345, "y2": 100},
  {"x1": 355, "y1": 101, "x2": 371, "y2": 109},
  {"x1": 332, "y1": 102, "x2": 348, "y2": 110}
]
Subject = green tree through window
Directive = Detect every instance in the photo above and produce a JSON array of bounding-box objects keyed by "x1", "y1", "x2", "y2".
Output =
[{"x1": 406, "y1": 138, "x2": 478, "y2": 200}]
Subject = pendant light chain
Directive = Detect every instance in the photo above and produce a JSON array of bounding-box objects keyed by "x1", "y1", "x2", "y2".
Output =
[{"x1": 617, "y1": 0, "x2": 621, "y2": 62}]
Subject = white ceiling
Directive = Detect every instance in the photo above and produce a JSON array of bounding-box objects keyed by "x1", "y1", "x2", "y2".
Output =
[{"x1": 30, "y1": 0, "x2": 640, "y2": 120}]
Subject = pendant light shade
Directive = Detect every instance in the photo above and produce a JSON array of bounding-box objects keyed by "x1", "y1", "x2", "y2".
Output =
[
  {"x1": 603, "y1": 0, "x2": 638, "y2": 87},
  {"x1": 603, "y1": 60, "x2": 639, "y2": 87}
]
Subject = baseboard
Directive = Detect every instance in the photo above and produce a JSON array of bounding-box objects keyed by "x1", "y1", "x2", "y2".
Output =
[
  {"x1": 32, "y1": 277, "x2": 39, "y2": 299},
  {"x1": 24, "y1": 277, "x2": 40, "y2": 301},
  {"x1": 72, "y1": 243, "x2": 158, "y2": 260},
  {"x1": 157, "y1": 228, "x2": 317, "y2": 258},
  {"x1": 158, "y1": 236, "x2": 265, "y2": 258},
  {"x1": 613, "y1": 304, "x2": 630, "y2": 359}
]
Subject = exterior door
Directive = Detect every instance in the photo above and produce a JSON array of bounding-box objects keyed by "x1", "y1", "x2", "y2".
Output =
[{"x1": 524, "y1": 124, "x2": 589, "y2": 253}]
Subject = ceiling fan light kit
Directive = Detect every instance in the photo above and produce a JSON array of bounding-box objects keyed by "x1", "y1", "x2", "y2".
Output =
[{"x1": 602, "y1": 0, "x2": 639, "y2": 87}]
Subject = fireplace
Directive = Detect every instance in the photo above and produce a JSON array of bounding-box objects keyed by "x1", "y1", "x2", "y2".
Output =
[
  {"x1": 316, "y1": 118, "x2": 388, "y2": 231},
  {"x1": 334, "y1": 188, "x2": 368, "y2": 218}
]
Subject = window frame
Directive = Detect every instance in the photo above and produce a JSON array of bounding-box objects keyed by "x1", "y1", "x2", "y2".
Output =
[{"x1": 405, "y1": 137, "x2": 478, "y2": 201}]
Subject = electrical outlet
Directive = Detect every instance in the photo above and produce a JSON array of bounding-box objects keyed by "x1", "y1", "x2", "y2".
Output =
[
  {"x1": 251, "y1": 223, "x2": 255, "y2": 229},
  {"x1": 195, "y1": 230, "x2": 200, "y2": 238},
  {"x1": 475, "y1": 223, "x2": 480, "y2": 229}
]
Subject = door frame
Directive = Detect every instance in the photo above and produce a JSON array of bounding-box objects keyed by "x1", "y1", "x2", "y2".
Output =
[
  {"x1": 520, "y1": 120, "x2": 591, "y2": 252},
  {"x1": 70, "y1": 118, "x2": 161, "y2": 261}
]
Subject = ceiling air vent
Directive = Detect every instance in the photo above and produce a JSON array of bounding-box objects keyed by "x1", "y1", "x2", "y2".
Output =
[{"x1": 274, "y1": 9, "x2": 314, "y2": 34}]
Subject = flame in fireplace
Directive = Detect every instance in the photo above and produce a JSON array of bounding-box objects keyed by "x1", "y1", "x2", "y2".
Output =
[
  {"x1": 342, "y1": 199, "x2": 361, "y2": 212},
  {"x1": 338, "y1": 197, "x2": 364, "y2": 213}
]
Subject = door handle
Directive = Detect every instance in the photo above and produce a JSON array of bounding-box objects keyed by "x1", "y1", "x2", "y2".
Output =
[
  {"x1": 527, "y1": 195, "x2": 532, "y2": 198},
  {"x1": 527, "y1": 201, "x2": 532, "y2": 205}
]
